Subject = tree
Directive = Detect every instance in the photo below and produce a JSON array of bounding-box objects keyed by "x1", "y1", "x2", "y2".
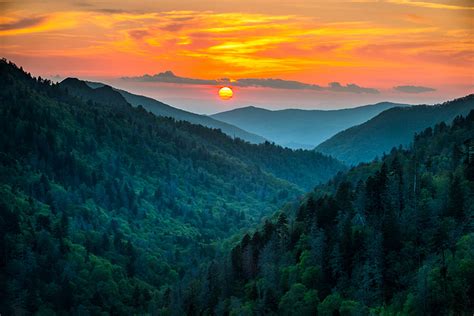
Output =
[
  {"x1": 447, "y1": 173, "x2": 465, "y2": 219},
  {"x1": 278, "y1": 283, "x2": 318, "y2": 316},
  {"x1": 318, "y1": 292, "x2": 342, "y2": 316}
]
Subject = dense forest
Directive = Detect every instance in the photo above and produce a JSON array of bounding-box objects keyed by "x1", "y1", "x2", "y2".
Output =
[
  {"x1": 59, "y1": 77, "x2": 345, "y2": 191},
  {"x1": 0, "y1": 59, "x2": 343, "y2": 315},
  {"x1": 1, "y1": 58, "x2": 473, "y2": 315},
  {"x1": 169, "y1": 110, "x2": 474, "y2": 314}
]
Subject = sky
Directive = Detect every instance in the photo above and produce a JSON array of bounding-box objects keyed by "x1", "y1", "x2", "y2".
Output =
[{"x1": 1, "y1": 0, "x2": 473, "y2": 114}]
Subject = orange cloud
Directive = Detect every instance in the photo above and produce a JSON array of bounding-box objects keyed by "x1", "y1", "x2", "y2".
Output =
[
  {"x1": 0, "y1": 13, "x2": 79, "y2": 36},
  {"x1": 386, "y1": 0, "x2": 474, "y2": 11},
  {"x1": 0, "y1": 5, "x2": 472, "y2": 91}
]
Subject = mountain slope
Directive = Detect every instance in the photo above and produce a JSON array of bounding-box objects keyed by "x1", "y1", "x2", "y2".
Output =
[
  {"x1": 172, "y1": 108, "x2": 474, "y2": 315},
  {"x1": 211, "y1": 102, "x2": 409, "y2": 149},
  {"x1": 83, "y1": 80, "x2": 266, "y2": 144},
  {"x1": 316, "y1": 95, "x2": 474, "y2": 165},
  {"x1": 60, "y1": 78, "x2": 345, "y2": 191},
  {"x1": 58, "y1": 78, "x2": 130, "y2": 108},
  {"x1": 0, "y1": 60, "x2": 344, "y2": 314}
]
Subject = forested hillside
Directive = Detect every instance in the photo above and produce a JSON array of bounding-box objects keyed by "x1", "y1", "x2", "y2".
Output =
[
  {"x1": 83, "y1": 80, "x2": 267, "y2": 144},
  {"x1": 316, "y1": 95, "x2": 474, "y2": 165},
  {"x1": 60, "y1": 77, "x2": 344, "y2": 191},
  {"x1": 171, "y1": 110, "x2": 474, "y2": 315},
  {"x1": 0, "y1": 60, "x2": 343, "y2": 314}
]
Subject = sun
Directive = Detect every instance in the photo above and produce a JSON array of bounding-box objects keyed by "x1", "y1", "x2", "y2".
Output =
[{"x1": 218, "y1": 87, "x2": 233, "y2": 100}]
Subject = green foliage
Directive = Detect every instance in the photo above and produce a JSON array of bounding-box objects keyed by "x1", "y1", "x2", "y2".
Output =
[
  {"x1": 318, "y1": 293, "x2": 342, "y2": 316},
  {"x1": 0, "y1": 59, "x2": 343, "y2": 314},
  {"x1": 175, "y1": 107, "x2": 474, "y2": 314},
  {"x1": 60, "y1": 77, "x2": 347, "y2": 192},
  {"x1": 1, "y1": 59, "x2": 473, "y2": 315},
  {"x1": 278, "y1": 283, "x2": 318, "y2": 316}
]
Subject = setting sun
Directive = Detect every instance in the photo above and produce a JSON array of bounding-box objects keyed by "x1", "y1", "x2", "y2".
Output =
[{"x1": 218, "y1": 87, "x2": 233, "y2": 100}]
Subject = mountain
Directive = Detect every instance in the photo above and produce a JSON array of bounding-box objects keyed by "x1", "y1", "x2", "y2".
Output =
[
  {"x1": 82, "y1": 80, "x2": 266, "y2": 144},
  {"x1": 58, "y1": 78, "x2": 130, "y2": 108},
  {"x1": 172, "y1": 108, "x2": 474, "y2": 315},
  {"x1": 211, "y1": 102, "x2": 409, "y2": 149},
  {"x1": 0, "y1": 60, "x2": 345, "y2": 314},
  {"x1": 59, "y1": 78, "x2": 345, "y2": 191},
  {"x1": 316, "y1": 95, "x2": 474, "y2": 165}
]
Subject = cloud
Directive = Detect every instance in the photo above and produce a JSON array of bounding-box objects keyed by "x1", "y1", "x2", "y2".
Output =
[
  {"x1": 122, "y1": 71, "x2": 379, "y2": 94},
  {"x1": 124, "y1": 71, "x2": 217, "y2": 85},
  {"x1": 160, "y1": 23, "x2": 187, "y2": 32},
  {"x1": 234, "y1": 78, "x2": 324, "y2": 90},
  {"x1": 129, "y1": 29, "x2": 150, "y2": 39},
  {"x1": 95, "y1": 8, "x2": 129, "y2": 14},
  {"x1": 328, "y1": 82, "x2": 379, "y2": 94},
  {"x1": 3, "y1": 9, "x2": 469, "y2": 90},
  {"x1": 0, "y1": 16, "x2": 47, "y2": 31},
  {"x1": 393, "y1": 85, "x2": 436, "y2": 93},
  {"x1": 386, "y1": 0, "x2": 474, "y2": 11},
  {"x1": 0, "y1": 13, "x2": 79, "y2": 36}
]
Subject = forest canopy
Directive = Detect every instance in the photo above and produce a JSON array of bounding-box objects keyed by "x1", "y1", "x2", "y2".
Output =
[{"x1": 1, "y1": 59, "x2": 473, "y2": 315}]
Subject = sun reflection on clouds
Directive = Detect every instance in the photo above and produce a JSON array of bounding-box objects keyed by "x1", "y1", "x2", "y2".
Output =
[{"x1": 0, "y1": 1, "x2": 472, "y2": 100}]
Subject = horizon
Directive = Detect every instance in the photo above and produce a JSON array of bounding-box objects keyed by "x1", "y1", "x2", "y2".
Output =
[
  {"x1": 1, "y1": 0, "x2": 473, "y2": 113},
  {"x1": 48, "y1": 74, "x2": 472, "y2": 115},
  {"x1": 57, "y1": 73, "x2": 473, "y2": 115}
]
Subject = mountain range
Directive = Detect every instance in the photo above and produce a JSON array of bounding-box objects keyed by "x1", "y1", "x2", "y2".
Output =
[
  {"x1": 57, "y1": 77, "x2": 474, "y2": 164},
  {"x1": 211, "y1": 102, "x2": 410, "y2": 149},
  {"x1": 1, "y1": 59, "x2": 473, "y2": 315},
  {"x1": 174, "y1": 103, "x2": 474, "y2": 315},
  {"x1": 58, "y1": 77, "x2": 345, "y2": 191}
]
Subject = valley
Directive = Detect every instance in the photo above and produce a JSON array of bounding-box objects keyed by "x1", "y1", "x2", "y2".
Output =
[{"x1": 1, "y1": 64, "x2": 473, "y2": 315}]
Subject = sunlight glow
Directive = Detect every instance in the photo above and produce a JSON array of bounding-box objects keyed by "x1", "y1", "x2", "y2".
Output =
[{"x1": 218, "y1": 87, "x2": 233, "y2": 100}]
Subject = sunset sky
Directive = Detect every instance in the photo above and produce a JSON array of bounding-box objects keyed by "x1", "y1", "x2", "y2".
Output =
[{"x1": 1, "y1": 0, "x2": 473, "y2": 113}]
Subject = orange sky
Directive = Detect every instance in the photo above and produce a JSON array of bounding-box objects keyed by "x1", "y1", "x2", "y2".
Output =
[{"x1": 1, "y1": 0, "x2": 473, "y2": 112}]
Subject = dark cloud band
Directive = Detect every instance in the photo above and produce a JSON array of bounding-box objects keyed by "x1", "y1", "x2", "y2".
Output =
[
  {"x1": 393, "y1": 85, "x2": 436, "y2": 93},
  {"x1": 0, "y1": 16, "x2": 47, "y2": 31},
  {"x1": 122, "y1": 71, "x2": 380, "y2": 94}
]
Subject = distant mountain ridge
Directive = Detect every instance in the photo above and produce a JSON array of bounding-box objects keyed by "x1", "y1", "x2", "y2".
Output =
[
  {"x1": 58, "y1": 77, "x2": 345, "y2": 190},
  {"x1": 211, "y1": 102, "x2": 410, "y2": 149},
  {"x1": 315, "y1": 94, "x2": 474, "y2": 165},
  {"x1": 61, "y1": 79, "x2": 266, "y2": 144}
]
